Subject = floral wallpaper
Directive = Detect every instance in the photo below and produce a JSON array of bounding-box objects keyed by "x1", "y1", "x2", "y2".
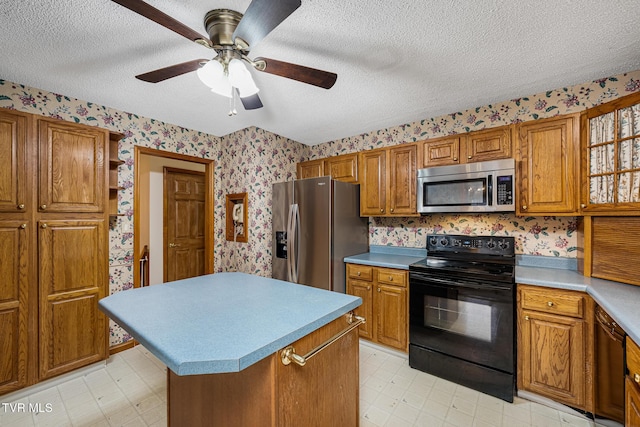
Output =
[
  {"x1": 307, "y1": 70, "x2": 640, "y2": 256},
  {"x1": 0, "y1": 79, "x2": 305, "y2": 346},
  {"x1": 2, "y1": 68, "x2": 640, "y2": 347}
]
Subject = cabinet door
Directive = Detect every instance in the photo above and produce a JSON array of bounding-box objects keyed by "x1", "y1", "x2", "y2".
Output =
[
  {"x1": 297, "y1": 159, "x2": 325, "y2": 180},
  {"x1": 465, "y1": 127, "x2": 512, "y2": 163},
  {"x1": 359, "y1": 150, "x2": 386, "y2": 216},
  {"x1": 518, "y1": 309, "x2": 586, "y2": 408},
  {"x1": 325, "y1": 153, "x2": 358, "y2": 183},
  {"x1": 627, "y1": 377, "x2": 640, "y2": 427},
  {"x1": 38, "y1": 119, "x2": 106, "y2": 213},
  {"x1": 38, "y1": 219, "x2": 107, "y2": 380},
  {"x1": 419, "y1": 136, "x2": 461, "y2": 167},
  {"x1": 375, "y1": 284, "x2": 407, "y2": 351},
  {"x1": 346, "y1": 279, "x2": 373, "y2": 340},
  {"x1": 0, "y1": 109, "x2": 29, "y2": 213},
  {"x1": 388, "y1": 144, "x2": 417, "y2": 216},
  {"x1": 516, "y1": 115, "x2": 579, "y2": 215},
  {"x1": 0, "y1": 221, "x2": 29, "y2": 394}
]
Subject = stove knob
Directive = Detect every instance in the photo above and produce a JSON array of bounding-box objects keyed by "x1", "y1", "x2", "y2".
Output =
[
  {"x1": 439, "y1": 238, "x2": 448, "y2": 246},
  {"x1": 486, "y1": 239, "x2": 496, "y2": 249},
  {"x1": 429, "y1": 236, "x2": 438, "y2": 246},
  {"x1": 498, "y1": 239, "x2": 509, "y2": 250}
]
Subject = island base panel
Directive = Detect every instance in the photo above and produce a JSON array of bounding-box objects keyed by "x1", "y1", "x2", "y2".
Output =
[{"x1": 167, "y1": 314, "x2": 360, "y2": 426}]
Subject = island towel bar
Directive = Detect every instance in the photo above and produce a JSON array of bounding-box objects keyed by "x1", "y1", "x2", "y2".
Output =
[{"x1": 280, "y1": 312, "x2": 366, "y2": 367}]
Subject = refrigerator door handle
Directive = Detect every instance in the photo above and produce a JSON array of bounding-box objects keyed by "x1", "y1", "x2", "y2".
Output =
[
  {"x1": 292, "y1": 204, "x2": 301, "y2": 283},
  {"x1": 286, "y1": 204, "x2": 295, "y2": 282}
]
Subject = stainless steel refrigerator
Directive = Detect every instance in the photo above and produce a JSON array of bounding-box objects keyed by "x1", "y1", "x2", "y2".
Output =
[{"x1": 272, "y1": 176, "x2": 368, "y2": 293}]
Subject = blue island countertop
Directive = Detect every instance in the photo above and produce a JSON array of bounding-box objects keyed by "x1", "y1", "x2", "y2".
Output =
[{"x1": 98, "y1": 272, "x2": 361, "y2": 376}]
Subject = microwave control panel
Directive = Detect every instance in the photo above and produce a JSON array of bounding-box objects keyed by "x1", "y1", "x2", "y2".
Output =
[{"x1": 496, "y1": 175, "x2": 513, "y2": 206}]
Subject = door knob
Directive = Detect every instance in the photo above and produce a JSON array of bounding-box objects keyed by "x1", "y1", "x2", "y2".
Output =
[
  {"x1": 40, "y1": 204, "x2": 47, "y2": 210},
  {"x1": 17, "y1": 204, "x2": 25, "y2": 209},
  {"x1": 522, "y1": 205, "x2": 527, "y2": 211},
  {"x1": 20, "y1": 224, "x2": 27, "y2": 229},
  {"x1": 41, "y1": 223, "x2": 47, "y2": 229}
]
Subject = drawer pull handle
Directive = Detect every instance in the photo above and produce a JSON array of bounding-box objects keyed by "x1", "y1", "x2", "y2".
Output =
[
  {"x1": 20, "y1": 224, "x2": 26, "y2": 229},
  {"x1": 635, "y1": 373, "x2": 640, "y2": 384},
  {"x1": 524, "y1": 315, "x2": 530, "y2": 321},
  {"x1": 281, "y1": 313, "x2": 365, "y2": 367},
  {"x1": 41, "y1": 223, "x2": 47, "y2": 229},
  {"x1": 40, "y1": 204, "x2": 47, "y2": 210},
  {"x1": 367, "y1": 286, "x2": 370, "y2": 290},
  {"x1": 522, "y1": 205, "x2": 528, "y2": 210},
  {"x1": 357, "y1": 271, "x2": 361, "y2": 276},
  {"x1": 547, "y1": 301, "x2": 554, "y2": 307},
  {"x1": 17, "y1": 204, "x2": 25, "y2": 209},
  {"x1": 377, "y1": 287, "x2": 381, "y2": 293},
  {"x1": 388, "y1": 276, "x2": 393, "y2": 281}
]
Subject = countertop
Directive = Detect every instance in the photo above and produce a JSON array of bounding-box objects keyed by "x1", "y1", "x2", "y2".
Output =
[
  {"x1": 344, "y1": 249, "x2": 640, "y2": 345},
  {"x1": 98, "y1": 272, "x2": 361, "y2": 376}
]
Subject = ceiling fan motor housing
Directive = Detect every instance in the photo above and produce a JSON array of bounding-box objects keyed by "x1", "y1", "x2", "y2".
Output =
[{"x1": 204, "y1": 9, "x2": 244, "y2": 48}]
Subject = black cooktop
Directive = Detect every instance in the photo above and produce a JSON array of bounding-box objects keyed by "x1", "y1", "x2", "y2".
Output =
[{"x1": 409, "y1": 234, "x2": 516, "y2": 283}]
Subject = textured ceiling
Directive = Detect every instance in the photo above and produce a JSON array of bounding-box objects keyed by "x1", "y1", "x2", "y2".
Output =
[{"x1": 2, "y1": 0, "x2": 640, "y2": 145}]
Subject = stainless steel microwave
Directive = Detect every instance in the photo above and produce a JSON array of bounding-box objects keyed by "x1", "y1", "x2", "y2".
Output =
[{"x1": 417, "y1": 158, "x2": 515, "y2": 213}]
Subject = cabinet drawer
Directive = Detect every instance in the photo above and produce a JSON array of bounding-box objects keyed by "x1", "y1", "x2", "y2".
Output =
[
  {"x1": 628, "y1": 337, "x2": 640, "y2": 386},
  {"x1": 520, "y1": 287, "x2": 584, "y2": 318},
  {"x1": 347, "y1": 264, "x2": 373, "y2": 281},
  {"x1": 376, "y1": 268, "x2": 407, "y2": 287}
]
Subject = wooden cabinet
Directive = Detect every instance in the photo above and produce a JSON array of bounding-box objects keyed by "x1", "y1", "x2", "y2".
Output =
[
  {"x1": 0, "y1": 107, "x2": 109, "y2": 394},
  {"x1": 517, "y1": 284, "x2": 594, "y2": 411},
  {"x1": 168, "y1": 313, "x2": 360, "y2": 426},
  {"x1": 0, "y1": 221, "x2": 29, "y2": 395},
  {"x1": 419, "y1": 126, "x2": 512, "y2": 168},
  {"x1": 324, "y1": 153, "x2": 358, "y2": 183},
  {"x1": 297, "y1": 158, "x2": 324, "y2": 180},
  {"x1": 581, "y1": 91, "x2": 640, "y2": 214},
  {"x1": 359, "y1": 144, "x2": 417, "y2": 216},
  {"x1": 0, "y1": 110, "x2": 29, "y2": 213},
  {"x1": 515, "y1": 114, "x2": 580, "y2": 215},
  {"x1": 627, "y1": 337, "x2": 640, "y2": 426},
  {"x1": 38, "y1": 220, "x2": 107, "y2": 380},
  {"x1": 296, "y1": 153, "x2": 358, "y2": 183},
  {"x1": 38, "y1": 118, "x2": 107, "y2": 213},
  {"x1": 346, "y1": 263, "x2": 408, "y2": 352}
]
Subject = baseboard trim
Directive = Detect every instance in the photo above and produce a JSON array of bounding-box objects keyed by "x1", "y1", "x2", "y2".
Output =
[
  {"x1": 359, "y1": 339, "x2": 408, "y2": 360},
  {"x1": 109, "y1": 339, "x2": 138, "y2": 355}
]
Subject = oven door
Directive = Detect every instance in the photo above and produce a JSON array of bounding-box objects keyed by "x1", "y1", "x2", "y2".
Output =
[{"x1": 409, "y1": 271, "x2": 514, "y2": 373}]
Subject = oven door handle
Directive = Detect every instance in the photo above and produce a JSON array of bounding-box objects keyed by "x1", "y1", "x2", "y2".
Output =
[{"x1": 410, "y1": 273, "x2": 512, "y2": 291}]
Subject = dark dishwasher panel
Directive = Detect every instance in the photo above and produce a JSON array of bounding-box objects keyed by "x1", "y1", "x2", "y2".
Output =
[{"x1": 594, "y1": 304, "x2": 625, "y2": 423}]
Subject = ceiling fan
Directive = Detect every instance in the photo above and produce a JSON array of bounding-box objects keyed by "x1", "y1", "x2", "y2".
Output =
[{"x1": 111, "y1": 0, "x2": 337, "y2": 114}]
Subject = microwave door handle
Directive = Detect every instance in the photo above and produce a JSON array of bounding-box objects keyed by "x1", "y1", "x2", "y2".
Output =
[{"x1": 487, "y1": 175, "x2": 493, "y2": 206}]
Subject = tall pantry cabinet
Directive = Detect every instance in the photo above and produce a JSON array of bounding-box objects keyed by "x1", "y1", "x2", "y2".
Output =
[{"x1": 0, "y1": 108, "x2": 111, "y2": 395}]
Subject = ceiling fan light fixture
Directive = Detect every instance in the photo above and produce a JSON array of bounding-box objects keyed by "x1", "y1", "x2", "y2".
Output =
[
  {"x1": 197, "y1": 59, "x2": 233, "y2": 98},
  {"x1": 228, "y1": 58, "x2": 259, "y2": 97}
]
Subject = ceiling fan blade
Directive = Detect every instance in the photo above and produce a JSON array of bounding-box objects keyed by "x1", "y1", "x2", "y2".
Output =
[
  {"x1": 136, "y1": 59, "x2": 208, "y2": 83},
  {"x1": 232, "y1": 0, "x2": 301, "y2": 49},
  {"x1": 111, "y1": 0, "x2": 212, "y2": 47},
  {"x1": 253, "y1": 57, "x2": 337, "y2": 89},
  {"x1": 238, "y1": 91, "x2": 264, "y2": 110}
]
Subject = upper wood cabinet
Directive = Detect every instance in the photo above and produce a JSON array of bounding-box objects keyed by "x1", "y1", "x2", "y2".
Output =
[
  {"x1": 581, "y1": 91, "x2": 640, "y2": 214},
  {"x1": 296, "y1": 158, "x2": 324, "y2": 180},
  {"x1": 515, "y1": 114, "x2": 580, "y2": 216},
  {"x1": 38, "y1": 118, "x2": 107, "y2": 213},
  {"x1": 419, "y1": 126, "x2": 512, "y2": 168},
  {"x1": 296, "y1": 153, "x2": 358, "y2": 183},
  {"x1": 108, "y1": 133, "x2": 124, "y2": 217},
  {"x1": 324, "y1": 153, "x2": 358, "y2": 183},
  {"x1": 0, "y1": 109, "x2": 29, "y2": 213},
  {"x1": 517, "y1": 284, "x2": 594, "y2": 411},
  {"x1": 359, "y1": 144, "x2": 417, "y2": 216}
]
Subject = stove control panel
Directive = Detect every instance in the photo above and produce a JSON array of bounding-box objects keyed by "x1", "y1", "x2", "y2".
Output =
[{"x1": 427, "y1": 234, "x2": 514, "y2": 256}]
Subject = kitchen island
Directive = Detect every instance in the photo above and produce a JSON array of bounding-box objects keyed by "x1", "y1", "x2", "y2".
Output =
[{"x1": 98, "y1": 272, "x2": 363, "y2": 427}]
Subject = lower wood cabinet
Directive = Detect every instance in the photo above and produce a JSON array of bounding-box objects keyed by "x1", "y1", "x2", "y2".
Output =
[
  {"x1": 627, "y1": 337, "x2": 640, "y2": 426},
  {"x1": 516, "y1": 284, "x2": 594, "y2": 411},
  {"x1": 346, "y1": 263, "x2": 408, "y2": 352}
]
